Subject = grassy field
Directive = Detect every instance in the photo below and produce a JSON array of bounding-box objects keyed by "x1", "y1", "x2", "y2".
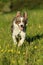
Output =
[{"x1": 0, "y1": 10, "x2": 43, "y2": 65}]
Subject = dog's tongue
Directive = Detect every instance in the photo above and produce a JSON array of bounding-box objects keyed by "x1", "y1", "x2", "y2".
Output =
[{"x1": 19, "y1": 26, "x2": 24, "y2": 31}]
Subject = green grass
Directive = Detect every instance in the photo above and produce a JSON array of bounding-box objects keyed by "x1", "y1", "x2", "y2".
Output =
[{"x1": 0, "y1": 10, "x2": 43, "y2": 65}]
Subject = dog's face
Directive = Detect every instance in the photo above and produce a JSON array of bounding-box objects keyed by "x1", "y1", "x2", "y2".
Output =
[
  {"x1": 15, "y1": 11, "x2": 28, "y2": 27},
  {"x1": 11, "y1": 12, "x2": 28, "y2": 33},
  {"x1": 18, "y1": 17, "x2": 24, "y2": 28},
  {"x1": 15, "y1": 17, "x2": 25, "y2": 28}
]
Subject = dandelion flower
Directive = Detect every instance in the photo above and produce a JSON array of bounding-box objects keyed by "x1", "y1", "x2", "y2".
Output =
[{"x1": 34, "y1": 46, "x2": 37, "y2": 49}]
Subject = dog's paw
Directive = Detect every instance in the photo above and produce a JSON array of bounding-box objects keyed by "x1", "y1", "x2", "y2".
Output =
[
  {"x1": 18, "y1": 42, "x2": 23, "y2": 47},
  {"x1": 18, "y1": 44, "x2": 21, "y2": 47}
]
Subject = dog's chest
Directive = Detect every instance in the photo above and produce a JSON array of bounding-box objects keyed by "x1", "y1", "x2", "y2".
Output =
[{"x1": 13, "y1": 21, "x2": 20, "y2": 35}]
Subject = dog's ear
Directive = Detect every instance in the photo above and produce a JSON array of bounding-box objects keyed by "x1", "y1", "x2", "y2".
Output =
[
  {"x1": 23, "y1": 11, "x2": 28, "y2": 20},
  {"x1": 15, "y1": 17, "x2": 21, "y2": 24},
  {"x1": 16, "y1": 11, "x2": 21, "y2": 17}
]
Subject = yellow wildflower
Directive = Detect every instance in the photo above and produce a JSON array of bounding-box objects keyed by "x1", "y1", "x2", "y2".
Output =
[
  {"x1": 12, "y1": 60, "x2": 15, "y2": 63},
  {"x1": 17, "y1": 51, "x2": 20, "y2": 54},
  {"x1": 11, "y1": 49, "x2": 13, "y2": 53},
  {"x1": 39, "y1": 24, "x2": 41, "y2": 28},
  {"x1": 37, "y1": 59, "x2": 41, "y2": 62},
  {"x1": 8, "y1": 50, "x2": 11, "y2": 52},
  {"x1": 1, "y1": 49, "x2": 4, "y2": 52},
  {"x1": 34, "y1": 46, "x2": 37, "y2": 49},
  {"x1": 4, "y1": 49, "x2": 7, "y2": 52},
  {"x1": 18, "y1": 60, "x2": 20, "y2": 63},
  {"x1": 23, "y1": 52, "x2": 25, "y2": 55}
]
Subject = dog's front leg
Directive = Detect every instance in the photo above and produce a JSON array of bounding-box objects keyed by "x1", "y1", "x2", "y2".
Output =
[
  {"x1": 12, "y1": 34, "x2": 17, "y2": 45},
  {"x1": 18, "y1": 31, "x2": 25, "y2": 47}
]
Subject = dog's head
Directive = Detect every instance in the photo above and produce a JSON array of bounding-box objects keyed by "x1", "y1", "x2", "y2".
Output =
[
  {"x1": 15, "y1": 11, "x2": 28, "y2": 26},
  {"x1": 15, "y1": 17, "x2": 24, "y2": 28},
  {"x1": 11, "y1": 11, "x2": 28, "y2": 33}
]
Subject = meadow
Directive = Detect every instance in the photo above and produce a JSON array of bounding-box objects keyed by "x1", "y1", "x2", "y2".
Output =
[{"x1": 0, "y1": 9, "x2": 43, "y2": 65}]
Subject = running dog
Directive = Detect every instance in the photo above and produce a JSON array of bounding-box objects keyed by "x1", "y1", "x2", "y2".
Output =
[{"x1": 11, "y1": 12, "x2": 28, "y2": 47}]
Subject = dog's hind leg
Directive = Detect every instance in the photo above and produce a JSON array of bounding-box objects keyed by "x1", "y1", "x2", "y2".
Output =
[{"x1": 18, "y1": 31, "x2": 25, "y2": 47}]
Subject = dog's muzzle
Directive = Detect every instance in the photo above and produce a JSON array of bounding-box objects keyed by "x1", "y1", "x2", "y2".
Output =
[
  {"x1": 19, "y1": 23, "x2": 24, "y2": 28},
  {"x1": 21, "y1": 25, "x2": 24, "y2": 28}
]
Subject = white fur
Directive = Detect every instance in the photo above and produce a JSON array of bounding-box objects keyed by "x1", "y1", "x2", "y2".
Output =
[
  {"x1": 12, "y1": 17, "x2": 26, "y2": 47},
  {"x1": 19, "y1": 17, "x2": 24, "y2": 27}
]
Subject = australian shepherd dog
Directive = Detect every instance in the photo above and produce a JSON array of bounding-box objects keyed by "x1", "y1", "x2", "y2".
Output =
[{"x1": 11, "y1": 11, "x2": 28, "y2": 47}]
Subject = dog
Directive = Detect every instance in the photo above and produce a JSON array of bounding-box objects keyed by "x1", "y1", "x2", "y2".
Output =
[{"x1": 11, "y1": 12, "x2": 28, "y2": 47}]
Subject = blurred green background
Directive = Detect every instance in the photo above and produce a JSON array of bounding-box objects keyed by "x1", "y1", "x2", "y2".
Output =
[
  {"x1": 0, "y1": 0, "x2": 43, "y2": 65},
  {"x1": 0, "y1": 0, "x2": 43, "y2": 12}
]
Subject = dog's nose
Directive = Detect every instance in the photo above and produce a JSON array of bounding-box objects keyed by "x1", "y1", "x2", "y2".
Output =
[{"x1": 21, "y1": 25, "x2": 24, "y2": 28}]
